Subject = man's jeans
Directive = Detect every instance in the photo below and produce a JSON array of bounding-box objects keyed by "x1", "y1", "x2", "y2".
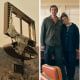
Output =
[{"x1": 44, "y1": 45, "x2": 66, "y2": 80}]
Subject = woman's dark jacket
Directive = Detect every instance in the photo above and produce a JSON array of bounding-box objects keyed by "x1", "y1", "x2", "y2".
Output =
[{"x1": 61, "y1": 23, "x2": 79, "y2": 52}]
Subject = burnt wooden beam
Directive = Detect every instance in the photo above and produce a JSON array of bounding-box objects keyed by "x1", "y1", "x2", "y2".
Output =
[{"x1": 20, "y1": 18, "x2": 22, "y2": 34}]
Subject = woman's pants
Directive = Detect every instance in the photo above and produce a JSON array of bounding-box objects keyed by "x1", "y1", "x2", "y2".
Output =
[{"x1": 64, "y1": 51, "x2": 76, "y2": 80}]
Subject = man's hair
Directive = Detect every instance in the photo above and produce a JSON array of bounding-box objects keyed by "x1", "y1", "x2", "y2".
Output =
[
  {"x1": 50, "y1": 5, "x2": 58, "y2": 12},
  {"x1": 61, "y1": 12, "x2": 68, "y2": 19}
]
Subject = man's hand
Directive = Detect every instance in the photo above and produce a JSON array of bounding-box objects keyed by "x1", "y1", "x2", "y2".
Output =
[{"x1": 40, "y1": 46, "x2": 45, "y2": 51}]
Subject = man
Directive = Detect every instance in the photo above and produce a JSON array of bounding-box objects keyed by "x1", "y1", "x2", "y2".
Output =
[{"x1": 41, "y1": 5, "x2": 66, "y2": 80}]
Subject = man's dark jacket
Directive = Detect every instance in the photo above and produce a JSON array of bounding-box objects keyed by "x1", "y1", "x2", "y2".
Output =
[{"x1": 41, "y1": 16, "x2": 62, "y2": 47}]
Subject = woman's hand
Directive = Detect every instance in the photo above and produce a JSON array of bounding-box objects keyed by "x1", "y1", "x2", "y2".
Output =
[
  {"x1": 76, "y1": 49, "x2": 79, "y2": 53},
  {"x1": 40, "y1": 46, "x2": 45, "y2": 51}
]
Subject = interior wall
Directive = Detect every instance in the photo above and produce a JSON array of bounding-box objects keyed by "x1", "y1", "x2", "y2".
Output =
[
  {"x1": 0, "y1": 0, "x2": 39, "y2": 47},
  {"x1": 40, "y1": 0, "x2": 80, "y2": 32},
  {"x1": 41, "y1": 0, "x2": 79, "y2": 5}
]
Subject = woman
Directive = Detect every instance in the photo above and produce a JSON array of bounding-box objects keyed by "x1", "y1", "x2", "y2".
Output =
[{"x1": 61, "y1": 13, "x2": 79, "y2": 80}]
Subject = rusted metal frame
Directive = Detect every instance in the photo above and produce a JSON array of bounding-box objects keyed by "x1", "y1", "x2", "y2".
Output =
[{"x1": 4, "y1": 2, "x2": 36, "y2": 43}]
